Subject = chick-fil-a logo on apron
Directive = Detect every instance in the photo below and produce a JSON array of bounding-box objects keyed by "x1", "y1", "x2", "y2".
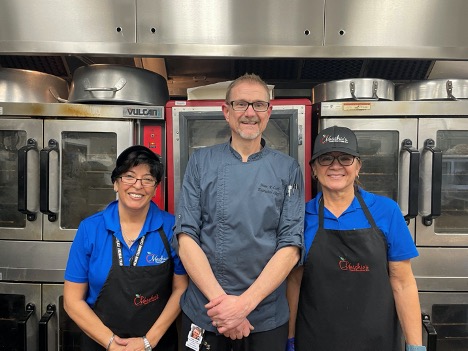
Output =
[
  {"x1": 338, "y1": 256, "x2": 370, "y2": 272},
  {"x1": 134, "y1": 293, "x2": 160, "y2": 307}
]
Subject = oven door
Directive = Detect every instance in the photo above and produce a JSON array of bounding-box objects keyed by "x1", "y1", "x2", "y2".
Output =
[
  {"x1": 417, "y1": 117, "x2": 468, "y2": 246},
  {"x1": 39, "y1": 284, "x2": 83, "y2": 351},
  {"x1": 0, "y1": 282, "x2": 41, "y2": 351},
  {"x1": 319, "y1": 118, "x2": 419, "y2": 237},
  {"x1": 0, "y1": 119, "x2": 43, "y2": 240},
  {"x1": 40, "y1": 284, "x2": 82, "y2": 351},
  {"x1": 419, "y1": 291, "x2": 468, "y2": 350},
  {"x1": 42, "y1": 119, "x2": 133, "y2": 241}
]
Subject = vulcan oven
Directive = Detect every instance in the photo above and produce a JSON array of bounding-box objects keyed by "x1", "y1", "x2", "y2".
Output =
[{"x1": 0, "y1": 102, "x2": 165, "y2": 350}]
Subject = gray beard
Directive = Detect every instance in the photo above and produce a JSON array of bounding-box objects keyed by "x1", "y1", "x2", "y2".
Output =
[{"x1": 237, "y1": 128, "x2": 261, "y2": 140}]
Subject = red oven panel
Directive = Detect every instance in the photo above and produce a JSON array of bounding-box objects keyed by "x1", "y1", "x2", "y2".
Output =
[{"x1": 141, "y1": 124, "x2": 165, "y2": 210}]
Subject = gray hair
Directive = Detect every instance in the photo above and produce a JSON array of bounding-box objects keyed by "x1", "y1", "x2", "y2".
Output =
[{"x1": 225, "y1": 73, "x2": 270, "y2": 102}]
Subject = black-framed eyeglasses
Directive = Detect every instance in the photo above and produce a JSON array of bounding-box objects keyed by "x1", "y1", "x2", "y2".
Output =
[
  {"x1": 229, "y1": 100, "x2": 270, "y2": 112},
  {"x1": 317, "y1": 154, "x2": 357, "y2": 166},
  {"x1": 118, "y1": 175, "x2": 157, "y2": 187}
]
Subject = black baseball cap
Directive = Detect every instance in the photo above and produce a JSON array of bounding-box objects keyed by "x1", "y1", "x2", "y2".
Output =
[{"x1": 312, "y1": 126, "x2": 360, "y2": 161}]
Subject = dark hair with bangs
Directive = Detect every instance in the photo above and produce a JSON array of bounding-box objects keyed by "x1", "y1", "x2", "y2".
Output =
[{"x1": 110, "y1": 145, "x2": 164, "y2": 184}]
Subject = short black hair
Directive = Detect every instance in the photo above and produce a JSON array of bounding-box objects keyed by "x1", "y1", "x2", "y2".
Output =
[{"x1": 111, "y1": 145, "x2": 164, "y2": 184}]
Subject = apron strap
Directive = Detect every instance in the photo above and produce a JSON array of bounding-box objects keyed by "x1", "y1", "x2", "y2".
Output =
[
  {"x1": 156, "y1": 228, "x2": 174, "y2": 269},
  {"x1": 156, "y1": 228, "x2": 172, "y2": 259},
  {"x1": 318, "y1": 196, "x2": 325, "y2": 229},
  {"x1": 354, "y1": 187, "x2": 379, "y2": 229}
]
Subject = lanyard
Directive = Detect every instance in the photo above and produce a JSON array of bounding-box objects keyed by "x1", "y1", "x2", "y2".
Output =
[{"x1": 115, "y1": 236, "x2": 145, "y2": 266}]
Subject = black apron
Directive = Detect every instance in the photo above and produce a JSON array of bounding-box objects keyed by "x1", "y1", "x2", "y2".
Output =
[
  {"x1": 81, "y1": 229, "x2": 178, "y2": 351},
  {"x1": 295, "y1": 190, "x2": 402, "y2": 351}
]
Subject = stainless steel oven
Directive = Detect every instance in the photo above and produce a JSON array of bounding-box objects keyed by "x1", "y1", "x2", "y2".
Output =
[{"x1": 0, "y1": 101, "x2": 165, "y2": 350}]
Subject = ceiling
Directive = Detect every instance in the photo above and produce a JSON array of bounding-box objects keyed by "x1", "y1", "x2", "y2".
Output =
[{"x1": 1, "y1": 54, "x2": 468, "y2": 99}]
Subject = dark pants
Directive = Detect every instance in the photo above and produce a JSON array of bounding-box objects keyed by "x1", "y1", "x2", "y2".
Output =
[{"x1": 181, "y1": 312, "x2": 288, "y2": 351}]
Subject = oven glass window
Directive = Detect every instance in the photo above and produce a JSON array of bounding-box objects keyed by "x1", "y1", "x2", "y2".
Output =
[
  {"x1": 59, "y1": 296, "x2": 82, "y2": 351},
  {"x1": 432, "y1": 304, "x2": 468, "y2": 350},
  {"x1": 187, "y1": 119, "x2": 231, "y2": 157},
  {"x1": 0, "y1": 130, "x2": 27, "y2": 228},
  {"x1": 61, "y1": 132, "x2": 117, "y2": 229},
  {"x1": 437, "y1": 130, "x2": 468, "y2": 234},
  {"x1": 186, "y1": 117, "x2": 291, "y2": 158},
  {"x1": 354, "y1": 131, "x2": 399, "y2": 200}
]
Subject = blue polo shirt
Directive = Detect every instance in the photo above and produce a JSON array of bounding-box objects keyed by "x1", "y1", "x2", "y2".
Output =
[
  {"x1": 304, "y1": 188, "x2": 418, "y2": 262},
  {"x1": 65, "y1": 201, "x2": 186, "y2": 307}
]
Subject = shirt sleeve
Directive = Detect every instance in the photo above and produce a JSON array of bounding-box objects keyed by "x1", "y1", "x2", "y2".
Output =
[
  {"x1": 172, "y1": 150, "x2": 202, "y2": 251},
  {"x1": 64, "y1": 220, "x2": 91, "y2": 283},
  {"x1": 385, "y1": 202, "x2": 419, "y2": 261},
  {"x1": 163, "y1": 213, "x2": 187, "y2": 275},
  {"x1": 276, "y1": 162, "x2": 305, "y2": 256},
  {"x1": 365, "y1": 191, "x2": 419, "y2": 261}
]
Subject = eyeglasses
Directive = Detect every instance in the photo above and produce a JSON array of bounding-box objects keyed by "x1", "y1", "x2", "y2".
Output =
[
  {"x1": 119, "y1": 175, "x2": 157, "y2": 187},
  {"x1": 317, "y1": 154, "x2": 357, "y2": 166},
  {"x1": 229, "y1": 100, "x2": 270, "y2": 112}
]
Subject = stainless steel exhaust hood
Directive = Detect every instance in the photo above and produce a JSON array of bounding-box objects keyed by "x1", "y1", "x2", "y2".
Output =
[{"x1": 1, "y1": 0, "x2": 468, "y2": 97}]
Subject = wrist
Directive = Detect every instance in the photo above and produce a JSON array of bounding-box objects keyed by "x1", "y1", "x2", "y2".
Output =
[
  {"x1": 406, "y1": 345, "x2": 426, "y2": 351},
  {"x1": 239, "y1": 292, "x2": 256, "y2": 316},
  {"x1": 106, "y1": 334, "x2": 115, "y2": 351}
]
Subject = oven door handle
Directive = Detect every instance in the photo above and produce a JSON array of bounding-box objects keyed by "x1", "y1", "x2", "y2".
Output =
[
  {"x1": 40, "y1": 139, "x2": 60, "y2": 222},
  {"x1": 401, "y1": 139, "x2": 420, "y2": 221},
  {"x1": 39, "y1": 304, "x2": 56, "y2": 351},
  {"x1": 422, "y1": 313, "x2": 437, "y2": 351},
  {"x1": 17, "y1": 138, "x2": 40, "y2": 221},
  {"x1": 421, "y1": 139, "x2": 442, "y2": 226},
  {"x1": 17, "y1": 303, "x2": 35, "y2": 350}
]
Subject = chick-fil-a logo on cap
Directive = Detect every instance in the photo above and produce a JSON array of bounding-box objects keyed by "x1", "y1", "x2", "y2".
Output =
[
  {"x1": 321, "y1": 134, "x2": 349, "y2": 144},
  {"x1": 338, "y1": 256, "x2": 370, "y2": 272}
]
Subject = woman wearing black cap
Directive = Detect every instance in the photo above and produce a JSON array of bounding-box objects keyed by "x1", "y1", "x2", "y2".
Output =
[
  {"x1": 64, "y1": 145, "x2": 188, "y2": 351},
  {"x1": 286, "y1": 126, "x2": 425, "y2": 351}
]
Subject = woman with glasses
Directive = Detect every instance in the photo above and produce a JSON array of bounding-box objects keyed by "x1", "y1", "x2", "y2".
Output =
[
  {"x1": 286, "y1": 126, "x2": 425, "y2": 351},
  {"x1": 64, "y1": 145, "x2": 188, "y2": 351}
]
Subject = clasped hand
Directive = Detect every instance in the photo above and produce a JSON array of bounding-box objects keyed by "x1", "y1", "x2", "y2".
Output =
[
  {"x1": 108, "y1": 335, "x2": 147, "y2": 351},
  {"x1": 205, "y1": 294, "x2": 254, "y2": 340}
]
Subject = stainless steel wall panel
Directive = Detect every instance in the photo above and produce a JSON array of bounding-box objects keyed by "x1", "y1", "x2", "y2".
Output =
[
  {"x1": 0, "y1": 0, "x2": 136, "y2": 44},
  {"x1": 1, "y1": 0, "x2": 468, "y2": 59},
  {"x1": 137, "y1": 0, "x2": 324, "y2": 47},
  {"x1": 325, "y1": 0, "x2": 468, "y2": 48}
]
